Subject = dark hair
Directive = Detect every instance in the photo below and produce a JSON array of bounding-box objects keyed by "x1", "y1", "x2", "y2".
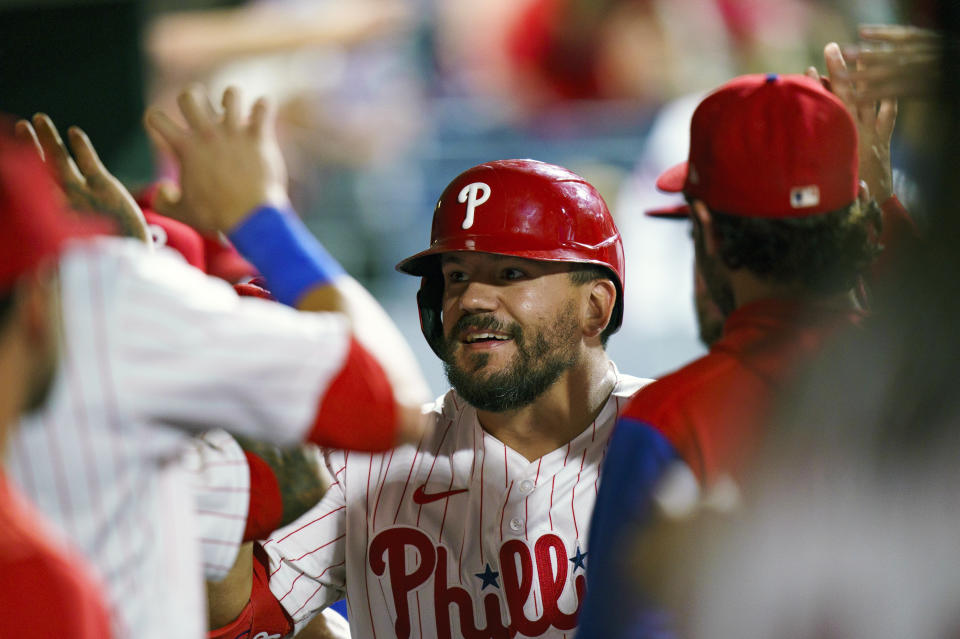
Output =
[
  {"x1": 703, "y1": 199, "x2": 882, "y2": 295},
  {"x1": 568, "y1": 263, "x2": 618, "y2": 346},
  {"x1": 0, "y1": 290, "x2": 15, "y2": 330}
]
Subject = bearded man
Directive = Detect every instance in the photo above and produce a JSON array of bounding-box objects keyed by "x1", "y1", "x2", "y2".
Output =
[{"x1": 208, "y1": 158, "x2": 652, "y2": 638}]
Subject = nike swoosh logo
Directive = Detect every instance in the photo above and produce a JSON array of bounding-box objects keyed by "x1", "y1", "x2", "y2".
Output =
[{"x1": 413, "y1": 485, "x2": 469, "y2": 505}]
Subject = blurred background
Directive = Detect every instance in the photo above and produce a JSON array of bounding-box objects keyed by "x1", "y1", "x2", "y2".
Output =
[{"x1": 0, "y1": 0, "x2": 935, "y2": 394}]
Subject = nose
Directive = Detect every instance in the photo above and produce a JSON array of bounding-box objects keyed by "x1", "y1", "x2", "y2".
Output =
[{"x1": 459, "y1": 280, "x2": 499, "y2": 314}]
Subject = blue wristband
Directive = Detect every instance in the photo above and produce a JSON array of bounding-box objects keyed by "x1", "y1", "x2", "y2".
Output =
[{"x1": 228, "y1": 205, "x2": 346, "y2": 307}]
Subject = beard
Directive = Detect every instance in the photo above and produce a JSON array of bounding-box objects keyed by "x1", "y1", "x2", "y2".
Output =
[
  {"x1": 694, "y1": 235, "x2": 736, "y2": 319},
  {"x1": 440, "y1": 303, "x2": 580, "y2": 413}
]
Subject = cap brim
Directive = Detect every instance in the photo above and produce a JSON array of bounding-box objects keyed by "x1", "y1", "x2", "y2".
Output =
[
  {"x1": 644, "y1": 202, "x2": 690, "y2": 218},
  {"x1": 655, "y1": 161, "x2": 688, "y2": 193}
]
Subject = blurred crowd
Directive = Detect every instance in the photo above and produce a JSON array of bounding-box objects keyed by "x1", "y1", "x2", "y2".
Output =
[{"x1": 0, "y1": 0, "x2": 957, "y2": 637}]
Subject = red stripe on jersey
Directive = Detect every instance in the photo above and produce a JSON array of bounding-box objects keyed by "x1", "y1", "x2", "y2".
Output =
[
  {"x1": 499, "y1": 482, "x2": 513, "y2": 542},
  {"x1": 438, "y1": 470, "x2": 456, "y2": 541},
  {"x1": 307, "y1": 337, "x2": 397, "y2": 451},
  {"x1": 372, "y1": 449, "x2": 396, "y2": 529},
  {"x1": 271, "y1": 506, "x2": 345, "y2": 549},
  {"x1": 291, "y1": 534, "x2": 346, "y2": 562},
  {"x1": 479, "y1": 433, "x2": 486, "y2": 543},
  {"x1": 416, "y1": 419, "x2": 455, "y2": 527},
  {"x1": 571, "y1": 449, "x2": 587, "y2": 539},
  {"x1": 393, "y1": 434, "x2": 425, "y2": 525},
  {"x1": 278, "y1": 572, "x2": 306, "y2": 601},
  {"x1": 201, "y1": 537, "x2": 241, "y2": 547},
  {"x1": 549, "y1": 476, "x2": 555, "y2": 530},
  {"x1": 503, "y1": 443, "x2": 508, "y2": 487}
]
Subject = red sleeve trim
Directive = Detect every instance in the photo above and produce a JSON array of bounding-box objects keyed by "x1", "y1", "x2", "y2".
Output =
[
  {"x1": 207, "y1": 544, "x2": 294, "y2": 639},
  {"x1": 207, "y1": 599, "x2": 254, "y2": 639},
  {"x1": 242, "y1": 451, "x2": 284, "y2": 542},
  {"x1": 307, "y1": 337, "x2": 398, "y2": 451}
]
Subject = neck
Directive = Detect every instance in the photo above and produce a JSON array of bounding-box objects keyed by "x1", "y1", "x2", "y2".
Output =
[
  {"x1": 475, "y1": 349, "x2": 615, "y2": 462},
  {"x1": 730, "y1": 270, "x2": 860, "y2": 313}
]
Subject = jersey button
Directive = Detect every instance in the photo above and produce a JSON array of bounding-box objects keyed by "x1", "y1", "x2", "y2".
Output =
[
  {"x1": 518, "y1": 479, "x2": 535, "y2": 495},
  {"x1": 509, "y1": 518, "x2": 523, "y2": 532}
]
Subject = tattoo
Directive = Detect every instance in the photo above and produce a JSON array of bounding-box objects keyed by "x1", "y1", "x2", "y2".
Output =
[{"x1": 233, "y1": 435, "x2": 330, "y2": 527}]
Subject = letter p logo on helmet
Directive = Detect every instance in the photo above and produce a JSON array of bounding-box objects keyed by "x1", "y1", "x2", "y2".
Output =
[{"x1": 457, "y1": 182, "x2": 491, "y2": 229}]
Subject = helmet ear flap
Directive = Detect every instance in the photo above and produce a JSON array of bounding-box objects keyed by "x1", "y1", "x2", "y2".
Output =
[{"x1": 417, "y1": 274, "x2": 446, "y2": 358}]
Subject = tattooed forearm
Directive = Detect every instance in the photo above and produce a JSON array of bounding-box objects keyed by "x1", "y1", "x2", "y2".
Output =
[{"x1": 233, "y1": 435, "x2": 331, "y2": 527}]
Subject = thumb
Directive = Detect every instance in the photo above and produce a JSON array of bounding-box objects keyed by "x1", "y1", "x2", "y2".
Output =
[{"x1": 154, "y1": 181, "x2": 184, "y2": 220}]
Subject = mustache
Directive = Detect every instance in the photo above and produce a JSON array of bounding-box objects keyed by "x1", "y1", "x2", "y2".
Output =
[{"x1": 450, "y1": 314, "x2": 521, "y2": 340}]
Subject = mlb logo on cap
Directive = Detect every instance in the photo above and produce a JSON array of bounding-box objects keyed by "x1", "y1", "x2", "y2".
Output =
[{"x1": 650, "y1": 73, "x2": 859, "y2": 219}]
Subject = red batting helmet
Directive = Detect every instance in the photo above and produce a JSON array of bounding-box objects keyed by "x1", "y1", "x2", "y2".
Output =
[{"x1": 396, "y1": 159, "x2": 625, "y2": 356}]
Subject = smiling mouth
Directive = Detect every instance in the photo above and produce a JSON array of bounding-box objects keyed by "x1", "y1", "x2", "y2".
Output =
[{"x1": 461, "y1": 331, "x2": 512, "y2": 345}]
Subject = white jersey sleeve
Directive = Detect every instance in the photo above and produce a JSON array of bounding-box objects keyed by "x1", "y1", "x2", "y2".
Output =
[
  {"x1": 261, "y1": 449, "x2": 350, "y2": 631},
  {"x1": 70, "y1": 237, "x2": 353, "y2": 446},
  {"x1": 181, "y1": 429, "x2": 250, "y2": 580}
]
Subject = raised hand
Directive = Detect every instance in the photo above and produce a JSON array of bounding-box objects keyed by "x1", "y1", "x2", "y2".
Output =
[
  {"x1": 144, "y1": 85, "x2": 289, "y2": 234},
  {"x1": 806, "y1": 42, "x2": 897, "y2": 203},
  {"x1": 14, "y1": 115, "x2": 149, "y2": 241},
  {"x1": 844, "y1": 25, "x2": 943, "y2": 103}
]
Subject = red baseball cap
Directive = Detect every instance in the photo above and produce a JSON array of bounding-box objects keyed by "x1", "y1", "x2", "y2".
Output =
[
  {"x1": 647, "y1": 73, "x2": 858, "y2": 219},
  {"x1": 0, "y1": 133, "x2": 112, "y2": 290},
  {"x1": 144, "y1": 210, "x2": 207, "y2": 271}
]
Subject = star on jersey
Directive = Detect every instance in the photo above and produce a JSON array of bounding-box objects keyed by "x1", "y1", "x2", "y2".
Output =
[
  {"x1": 569, "y1": 546, "x2": 587, "y2": 572},
  {"x1": 474, "y1": 563, "x2": 500, "y2": 590}
]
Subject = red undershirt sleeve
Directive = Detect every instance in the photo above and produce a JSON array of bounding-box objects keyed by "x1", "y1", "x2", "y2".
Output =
[
  {"x1": 207, "y1": 544, "x2": 295, "y2": 639},
  {"x1": 306, "y1": 336, "x2": 398, "y2": 451},
  {"x1": 242, "y1": 451, "x2": 284, "y2": 542}
]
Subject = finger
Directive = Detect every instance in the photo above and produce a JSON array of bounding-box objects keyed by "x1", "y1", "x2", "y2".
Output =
[
  {"x1": 222, "y1": 85, "x2": 243, "y2": 131},
  {"x1": 177, "y1": 84, "x2": 216, "y2": 132},
  {"x1": 858, "y1": 24, "x2": 941, "y2": 44},
  {"x1": 849, "y1": 47, "x2": 940, "y2": 65},
  {"x1": 854, "y1": 56, "x2": 876, "y2": 130},
  {"x1": 804, "y1": 65, "x2": 820, "y2": 82},
  {"x1": 67, "y1": 127, "x2": 108, "y2": 176},
  {"x1": 144, "y1": 107, "x2": 187, "y2": 153},
  {"x1": 876, "y1": 98, "x2": 897, "y2": 141},
  {"x1": 845, "y1": 58, "x2": 940, "y2": 82},
  {"x1": 14, "y1": 120, "x2": 44, "y2": 160},
  {"x1": 32, "y1": 113, "x2": 84, "y2": 185},
  {"x1": 248, "y1": 96, "x2": 274, "y2": 138},
  {"x1": 153, "y1": 180, "x2": 184, "y2": 220},
  {"x1": 824, "y1": 43, "x2": 856, "y2": 108}
]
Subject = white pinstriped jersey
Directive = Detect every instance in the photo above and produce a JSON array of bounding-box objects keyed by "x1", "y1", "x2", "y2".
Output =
[
  {"x1": 263, "y1": 370, "x2": 652, "y2": 638},
  {"x1": 6, "y1": 237, "x2": 364, "y2": 639}
]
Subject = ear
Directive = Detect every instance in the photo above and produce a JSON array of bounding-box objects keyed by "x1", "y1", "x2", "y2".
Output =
[
  {"x1": 582, "y1": 278, "x2": 617, "y2": 340},
  {"x1": 690, "y1": 199, "x2": 718, "y2": 257}
]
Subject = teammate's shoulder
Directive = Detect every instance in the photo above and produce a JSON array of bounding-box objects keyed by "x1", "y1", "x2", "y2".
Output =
[{"x1": 620, "y1": 351, "x2": 739, "y2": 422}]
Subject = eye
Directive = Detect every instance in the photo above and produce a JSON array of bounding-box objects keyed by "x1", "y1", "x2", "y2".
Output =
[
  {"x1": 444, "y1": 270, "x2": 468, "y2": 283},
  {"x1": 502, "y1": 267, "x2": 526, "y2": 281}
]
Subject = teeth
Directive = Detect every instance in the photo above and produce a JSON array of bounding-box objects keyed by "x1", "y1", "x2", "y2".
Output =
[{"x1": 466, "y1": 333, "x2": 509, "y2": 343}]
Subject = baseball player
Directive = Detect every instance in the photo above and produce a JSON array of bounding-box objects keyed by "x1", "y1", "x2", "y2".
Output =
[
  {"x1": 578, "y1": 58, "x2": 914, "y2": 637},
  {"x1": 5, "y1": 87, "x2": 430, "y2": 638},
  {"x1": 204, "y1": 158, "x2": 653, "y2": 638},
  {"x1": 0, "y1": 133, "x2": 114, "y2": 637}
]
